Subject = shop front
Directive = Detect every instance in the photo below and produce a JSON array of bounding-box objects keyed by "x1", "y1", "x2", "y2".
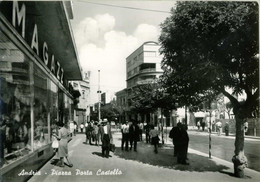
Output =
[{"x1": 0, "y1": 1, "x2": 82, "y2": 181}]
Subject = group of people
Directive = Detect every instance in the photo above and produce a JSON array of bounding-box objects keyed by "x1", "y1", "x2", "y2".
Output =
[
  {"x1": 51, "y1": 118, "x2": 114, "y2": 166},
  {"x1": 169, "y1": 122, "x2": 189, "y2": 165},
  {"x1": 121, "y1": 121, "x2": 160, "y2": 154},
  {"x1": 84, "y1": 119, "x2": 113, "y2": 157},
  {"x1": 84, "y1": 120, "x2": 102, "y2": 146},
  {"x1": 121, "y1": 121, "x2": 140, "y2": 152}
]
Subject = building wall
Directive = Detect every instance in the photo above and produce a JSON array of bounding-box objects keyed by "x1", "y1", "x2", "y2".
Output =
[
  {"x1": 70, "y1": 72, "x2": 90, "y2": 124},
  {"x1": 0, "y1": 1, "x2": 82, "y2": 180},
  {"x1": 124, "y1": 42, "x2": 164, "y2": 123},
  {"x1": 126, "y1": 41, "x2": 163, "y2": 88}
]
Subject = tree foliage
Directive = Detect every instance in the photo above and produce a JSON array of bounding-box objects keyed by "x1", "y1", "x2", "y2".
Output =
[
  {"x1": 159, "y1": 1, "x2": 259, "y2": 118},
  {"x1": 159, "y1": 1, "x2": 259, "y2": 177},
  {"x1": 130, "y1": 80, "x2": 177, "y2": 115},
  {"x1": 100, "y1": 100, "x2": 120, "y2": 121}
]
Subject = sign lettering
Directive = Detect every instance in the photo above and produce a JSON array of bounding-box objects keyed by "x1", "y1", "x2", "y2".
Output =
[
  {"x1": 10, "y1": 2, "x2": 65, "y2": 84},
  {"x1": 31, "y1": 24, "x2": 39, "y2": 55},
  {"x1": 43, "y1": 42, "x2": 48, "y2": 65},
  {"x1": 12, "y1": 1, "x2": 26, "y2": 38}
]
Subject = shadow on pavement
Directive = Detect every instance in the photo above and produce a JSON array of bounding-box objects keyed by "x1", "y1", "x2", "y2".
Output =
[
  {"x1": 114, "y1": 141, "x2": 229, "y2": 172},
  {"x1": 219, "y1": 170, "x2": 252, "y2": 179},
  {"x1": 92, "y1": 152, "x2": 112, "y2": 158}
]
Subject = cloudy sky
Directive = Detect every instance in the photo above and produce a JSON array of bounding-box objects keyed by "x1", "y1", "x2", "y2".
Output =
[{"x1": 70, "y1": 0, "x2": 176, "y2": 104}]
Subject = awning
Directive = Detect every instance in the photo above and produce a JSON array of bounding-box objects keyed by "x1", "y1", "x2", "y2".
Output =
[
  {"x1": 0, "y1": 1, "x2": 83, "y2": 80},
  {"x1": 33, "y1": 1, "x2": 82, "y2": 80}
]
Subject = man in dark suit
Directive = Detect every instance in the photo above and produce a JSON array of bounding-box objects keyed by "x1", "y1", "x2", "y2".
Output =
[
  {"x1": 99, "y1": 119, "x2": 113, "y2": 158},
  {"x1": 129, "y1": 121, "x2": 140, "y2": 152}
]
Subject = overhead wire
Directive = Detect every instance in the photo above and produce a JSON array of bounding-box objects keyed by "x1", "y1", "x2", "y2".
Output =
[{"x1": 77, "y1": 0, "x2": 171, "y2": 14}]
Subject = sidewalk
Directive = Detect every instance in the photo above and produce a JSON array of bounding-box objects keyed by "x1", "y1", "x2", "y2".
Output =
[
  {"x1": 161, "y1": 127, "x2": 260, "y2": 142},
  {"x1": 28, "y1": 132, "x2": 260, "y2": 182}
]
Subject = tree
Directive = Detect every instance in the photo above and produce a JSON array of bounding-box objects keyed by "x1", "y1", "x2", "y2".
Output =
[
  {"x1": 130, "y1": 80, "x2": 177, "y2": 123},
  {"x1": 130, "y1": 83, "x2": 157, "y2": 117},
  {"x1": 100, "y1": 102, "x2": 120, "y2": 122},
  {"x1": 159, "y1": 1, "x2": 259, "y2": 178}
]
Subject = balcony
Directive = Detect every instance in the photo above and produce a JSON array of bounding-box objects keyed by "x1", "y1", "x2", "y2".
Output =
[{"x1": 139, "y1": 68, "x2": 156, "y2": 73}]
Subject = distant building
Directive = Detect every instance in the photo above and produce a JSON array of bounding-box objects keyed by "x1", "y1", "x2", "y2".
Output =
[
  {"x1": 126, "y1": 41, "x2": 163, "y2": 89},
  {"x1": 115, "y1": 89, "x2": 127, "y2": 123},
  {"x1": 101, "y1": 91, "x2": 116, "y2": 106},
  {"x1": 70, "y1": 71, "x2": 91, "y2": 125},
  {"x1": 125, "y1": 41, "x2": 164, "y2": 123}
]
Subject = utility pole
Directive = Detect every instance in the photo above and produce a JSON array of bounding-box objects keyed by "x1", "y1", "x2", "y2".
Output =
[{"x1": 97, "y1": 70, "x2": 101, "y2": 121}]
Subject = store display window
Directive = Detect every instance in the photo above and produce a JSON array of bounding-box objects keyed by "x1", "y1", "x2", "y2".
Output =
[
  {"x1": 33, "y1": 64, "x2": 49, "y2": 150},
  {"x1": 50, "y1": 81, "x2": 58, "y2": 141},
  {"x1": 0, "y1": 31, "x2": 32, "y2": 167}
]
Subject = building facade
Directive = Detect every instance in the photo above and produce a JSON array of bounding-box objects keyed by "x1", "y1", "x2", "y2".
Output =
[
  {"x1": 125, "y1": 41, "x2": 163, "y2": 123},
  {"x1": 0, "y1": 1, "x2": 82, "y2": 181},
  {"x1": 115, "y1": 89, "x2": 127, "y2": 123},
  {"x1": 126, "y1": 41, "x2": 163, "y2": 89},
  {"x1": 70, "y1": 71, "x2": 91, "y2": 127}
]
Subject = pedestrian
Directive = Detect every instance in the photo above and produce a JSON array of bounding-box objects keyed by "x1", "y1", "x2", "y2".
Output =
[
  {"x1": 177, "y1": 123, "x2": 189, "y2": 165},
  {"x1": 149, "y1": 125, "x2": 160, "y2": 153},
  {"x1": 85, "y1": 121, "x2": 93, "y2": 145},
  {"x1": 129, "y1": 120, "x2": 140, "y2": 152},
  {"x1": 121, "y1": 121, "x2": 129, "y2": 151},
  {"x1": 145, "y1": 122, "x2": 151, "y2": 143},
  {"x1": 69, "y1": 120, "x2": 74, "y2": 137},
  {"x1": 93, "y1": 121, "x2": 100, "y2": 146},
  {"x1": 99, "y1": 119, "x2": 113, "y2": 158},
  {"x1": 73, "y1": 121, "x2": 77, "y2": 136},
  {"x1": 216, "y1": 121, "x2": 222, "y2": 136},
  {"x1": 197, "y1": 121, "x2": 201, "y2": 131},
  {"x1": 80, "y1": 123, "x2": 84, "y2": 133},
  {"x1": 244, "y1": 121, "x2": 248, "y2": 135},
  {"x1": 138, "y1": 121, "x2": 144, "y2": 141},
  {"x1": 50, "y1": 122, "x2": 59, "y2": 164},
  {"x1": 169, "y1": 124, "x2": 180, "y2": 157},
  {"x1": 52, "y1": 121, "x2": 73, "y2": 167},
  {"x1": 201, "y1": 121, "x2": 206, "y2": 131},
  {"x1": 224, "y1": 122, "x2": 229, "y2": 136}
]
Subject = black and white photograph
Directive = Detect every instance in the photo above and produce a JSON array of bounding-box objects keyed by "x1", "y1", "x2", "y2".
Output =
[{"x1": 0, "y1": 0, "x2": 259, "y2": 182}]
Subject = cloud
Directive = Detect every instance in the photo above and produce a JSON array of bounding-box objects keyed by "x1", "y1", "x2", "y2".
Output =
[
  {"x1": 133, "y1": 24, "x2": 160, "y2": 43},
  {"x1": 74, "y1": 14, "x2": 160, "y2": 104}
]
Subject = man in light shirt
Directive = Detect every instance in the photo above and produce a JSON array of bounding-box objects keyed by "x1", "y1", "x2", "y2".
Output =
[
  {"x1": 99, "y1": 119, "x2": 112, "y2": 158},
  {"x1": 121, "y1": 121, "x2": 129, "y2": 151}
]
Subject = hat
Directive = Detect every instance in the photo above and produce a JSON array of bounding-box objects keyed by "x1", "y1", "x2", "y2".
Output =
[{"x1": 102, "y1": 118, "x2": 108, "y2": 123}]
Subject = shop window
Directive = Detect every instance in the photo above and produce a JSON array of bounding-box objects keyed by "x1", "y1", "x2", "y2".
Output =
[
  {"x1": 50, "y1": 81, "x2": 58, "y2": 142},
  {"x1": 33, "y1": 64, "x2": 49, "y2": 150},
  {"x1": 0, "y1": 32, "x2": 32, "y2": 167}
]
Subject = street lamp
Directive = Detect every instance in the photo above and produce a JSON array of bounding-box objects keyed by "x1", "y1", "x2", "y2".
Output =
[{"x1": 97, "y1": 70, "x2": 101, "y2": 121}]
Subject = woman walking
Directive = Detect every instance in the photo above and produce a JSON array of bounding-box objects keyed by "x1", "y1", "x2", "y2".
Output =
[{"x1": 53, "y1": 122, "x2": 73, "y2": 167}]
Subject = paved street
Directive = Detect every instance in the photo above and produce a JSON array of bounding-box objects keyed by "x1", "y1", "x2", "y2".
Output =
[
  {"x1": 28, "y1": 131, "x2": 260, "y2": 182},
  {"x1": 187, "y1": 130, "x2": 260, "y2": 172}
]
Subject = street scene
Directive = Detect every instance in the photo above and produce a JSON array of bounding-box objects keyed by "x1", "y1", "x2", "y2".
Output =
[
  {"x1": 0, "y1": 1, "x2": 259, "y2": 182},
  {"x1": 28, "y1": 130, "x2": 260, "y2": 182}
]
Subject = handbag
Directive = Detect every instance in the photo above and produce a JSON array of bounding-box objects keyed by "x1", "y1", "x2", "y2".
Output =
[
  {"x1": 109, "y1": 143, "x2": 116, "y2": 152},
  {"x1": 52, "y1": 140, "x2": 59, "y2": 148}
]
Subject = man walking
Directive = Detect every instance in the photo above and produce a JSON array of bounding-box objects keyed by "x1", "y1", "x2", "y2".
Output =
[
  {"x1": 129, "y1": 121, "x2": 140, "y2": 152},
  {"x1": 121, "y1": 121, "x2": 129, "y2": 151},
  {"x1": 99, "y1": 119, "x2": 113, "y2": 158}
]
